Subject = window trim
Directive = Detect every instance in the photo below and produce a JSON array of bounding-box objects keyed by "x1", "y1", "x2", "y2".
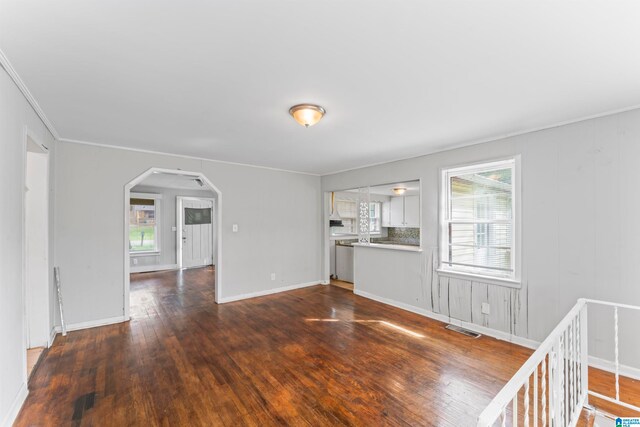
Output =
[
  {"x1": 129, "y1": 192, "x2": 162, "y2": 255},
  {"x1": 439, "y1": 156, "x2": 521, "y2": 286}
]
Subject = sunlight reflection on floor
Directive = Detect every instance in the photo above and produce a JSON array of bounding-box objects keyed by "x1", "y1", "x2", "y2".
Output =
[{"x1": 305, "y1": 318, "x2": 425, "y2": 338}]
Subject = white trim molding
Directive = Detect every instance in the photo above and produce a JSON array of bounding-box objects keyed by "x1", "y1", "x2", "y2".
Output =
[
  {"x1": 589, "y1": 355, "x2": 640, "y2": 382},
  {"x1": 322, "y1": 104, "x2": 640, "y2": 176},
  {"x1": 53, "y1": 315, "x2": 127, "y2": 334},
  {"x1": 130, "y1": 264, "x2": 179, "y2": 274},
  {"x1": 436, "y1": 269, "x2": 521, "y2": 289},
  {"x1": 1, "y1": 382, "x2": 28, "y2": 427},
  {"x1": 217, "y1": 281, "x2": 322, "y2": 303},
  {"x1": 0, "y1": 48, "x2": 59, "y2": 139},
  {"x1": 353, "y1": 289, "x2": 537, "y2": 349},
  {"x1": 48, "y1": 327, "x2": 57, "y2": 348},
  {"x1": 59, "y1": 138, "x2": 319, "y2": 176}
]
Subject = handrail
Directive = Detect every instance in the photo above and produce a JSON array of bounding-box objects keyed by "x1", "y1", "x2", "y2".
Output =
[
  {"x1": 478, "y1": 298, "x2": 640, "y2": 427},
  {"x1": 582, "y1": 299, "x2": 640, "y2": 311},
  {"x1": 477, "y1": 299, "x2": 587, "y2": 426}
]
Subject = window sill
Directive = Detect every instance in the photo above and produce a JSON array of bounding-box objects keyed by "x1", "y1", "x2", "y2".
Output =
[
  {"x1": 436, "y1": 268, "x2": 521, "y2": 288},
  {"x1": 130, "y1": 251, "x2": 160, "y2": 257}
]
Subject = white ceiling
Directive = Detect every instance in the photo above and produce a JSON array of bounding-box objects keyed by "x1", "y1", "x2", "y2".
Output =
[{"x1": 2, "y1": 1, "x2": 640, "y2": 175}]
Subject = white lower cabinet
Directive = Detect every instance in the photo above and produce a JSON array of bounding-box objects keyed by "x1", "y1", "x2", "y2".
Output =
[{"x1": 335, "y1": 245, "x2": 354, "y2": 283}]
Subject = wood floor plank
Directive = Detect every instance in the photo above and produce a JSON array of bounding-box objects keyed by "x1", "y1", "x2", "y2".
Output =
[{"x1": 15, "y1": 266, "x2": 639, "y2": 426}]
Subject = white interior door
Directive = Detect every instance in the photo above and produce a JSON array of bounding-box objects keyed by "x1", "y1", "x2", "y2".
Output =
[{"x1": 180, "y1": 198, "x2": 214, "y2": 268}]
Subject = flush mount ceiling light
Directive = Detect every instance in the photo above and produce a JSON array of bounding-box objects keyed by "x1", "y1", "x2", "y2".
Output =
[
  {"x1": 393, "y1": 187, "x2": 407, "y2": 195},
  {"x1": 289, "y1": 104, "x2": 326, "y2": 127}
]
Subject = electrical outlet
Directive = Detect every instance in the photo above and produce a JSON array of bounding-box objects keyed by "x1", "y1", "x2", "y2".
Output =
[
  {"x1": 270, "y1": 273, "x2": 276, "y2": 281},
  {"x1": 132, "y1": 258, "x2": 138, "y2": 265},
  {"x1": 232, "y1": 224, "x2": 238, "y2": 232},
  {"x1": 481, "y1": 302, "x2": 490, "y2": 315}
]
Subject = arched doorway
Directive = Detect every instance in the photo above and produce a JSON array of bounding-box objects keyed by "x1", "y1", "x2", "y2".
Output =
[{"x1": 123, "y1": 167, "x2": 223, "y2": 319}]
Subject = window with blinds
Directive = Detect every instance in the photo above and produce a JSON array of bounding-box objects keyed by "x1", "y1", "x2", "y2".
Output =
[{"x1": 441, "y1": 159, "x2": 517, "y2": 279}]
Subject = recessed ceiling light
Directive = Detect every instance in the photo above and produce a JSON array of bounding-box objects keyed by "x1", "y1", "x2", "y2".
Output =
[{"x1": 289, "y1": 104, "x2": 326, "y2": 127}]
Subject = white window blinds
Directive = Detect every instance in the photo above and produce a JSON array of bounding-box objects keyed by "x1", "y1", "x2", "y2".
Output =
[{"x1": 441, "y1": 159, "x2": 516, "y2": 279}]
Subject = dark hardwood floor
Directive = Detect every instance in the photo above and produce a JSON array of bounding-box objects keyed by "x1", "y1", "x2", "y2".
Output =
[{"x1": 16, "y1": 267, "x2": 639, "y2": 426}]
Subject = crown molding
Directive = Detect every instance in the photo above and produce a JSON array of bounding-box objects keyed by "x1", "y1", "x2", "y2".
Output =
[
  {"x1": 0, "y1": 47, "x2": 60, "y2": 139},
  {"x1": 322, "y1": 103, "x2": 640, "y2": 176},
  {"x1": 4, "y1": 46, "x2": 640, "y2": 177},
  {"x1": 57, "y1": 137, "x2": 321, "y2": 176}
]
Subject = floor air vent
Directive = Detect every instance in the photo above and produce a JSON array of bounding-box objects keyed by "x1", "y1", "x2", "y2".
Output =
[{"x1": 445, "y1": 324, "x2": 481, "y2": 338}]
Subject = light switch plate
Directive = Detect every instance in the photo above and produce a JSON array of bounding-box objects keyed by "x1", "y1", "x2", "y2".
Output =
[{"x1": 232, "y1": 224, "x2": 238, "y2": 232}]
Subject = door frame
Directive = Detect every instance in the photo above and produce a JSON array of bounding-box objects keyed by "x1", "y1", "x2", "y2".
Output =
[
  {"x1": 176, "y1": 196, "x2": 216, "y2": 269},
  {"x1": 124, "y1": 168, "x2": 223, "y2": 318},
  {"x1": 21, "y1": 126, "x2": 51, "y2": 382}
]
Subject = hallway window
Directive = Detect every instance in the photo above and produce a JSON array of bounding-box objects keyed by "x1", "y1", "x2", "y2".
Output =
[
  {"x1": 440, "y1": 158, "x2": 519, "y2": 281},
  {"x1": 130, "y1": 194, "x2": 160, "y2": 253}
]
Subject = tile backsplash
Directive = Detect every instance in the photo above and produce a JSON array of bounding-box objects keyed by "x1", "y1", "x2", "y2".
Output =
[{"x1": 386, "y1": 227, "x2": 420, "y2": 245}]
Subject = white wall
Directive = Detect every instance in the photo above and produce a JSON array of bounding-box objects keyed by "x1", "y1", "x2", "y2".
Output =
[
  {"x1": 129, "y1": 185, "x2": 216, "y2": 271},
  {"x1": 54, "y1": 141, "x2": 322, "y2": 324},
  {"x1": 0, "y1": 65, "x2": 56, "y2": 427},
  {"x1": 322, "y1": 108, "x2": 640, "y2": 371}
]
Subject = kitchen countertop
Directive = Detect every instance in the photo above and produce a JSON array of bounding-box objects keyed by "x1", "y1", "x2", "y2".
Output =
[{"x1": 352, "y1": 242, "x2": 422, "y2": 252}]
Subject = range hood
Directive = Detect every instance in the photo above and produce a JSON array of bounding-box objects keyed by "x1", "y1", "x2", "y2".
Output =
[{"x1": 329, "y1": 192, "x2": 343, "y2": 227}]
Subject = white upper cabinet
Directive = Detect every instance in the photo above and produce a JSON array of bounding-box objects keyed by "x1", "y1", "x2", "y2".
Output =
[
  {"x1": 384, "y1": 196, "x2": 420, "y2": 227},
  {"x1": 382, "y1": 201, "x2": 391, "y2": 227},
  {"x1": 389, "y1": 197, "x2": 405, "y2": 227},
  {"x1": 403, "y1": 195, "x2": 420, "y2": 227}
]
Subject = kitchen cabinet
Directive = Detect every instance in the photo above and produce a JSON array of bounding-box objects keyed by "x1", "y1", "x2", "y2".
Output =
[
  {"x1": 389, "y1": 197, "x2": 404, "y2": 227},
  {"x1": 382, "y1": 201, "x2": 391, "y2": 227},
  {"x1": 336, "y1": 245, "x2": 354, "y2": 283},
  {"x1": 385, "y1": 196, "x2": 420, "y2": 227},
  {"x1": 404, "y1": 195, "x2": 420, "y2": 227}
]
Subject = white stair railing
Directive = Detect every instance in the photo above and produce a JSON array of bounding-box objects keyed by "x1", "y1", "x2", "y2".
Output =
[
  {"x1": 583, "y1": 299, "x2": 640, "y2": 414},
  {"x1": 478, "y1": 298, "x2": 640, "y2": 427}
]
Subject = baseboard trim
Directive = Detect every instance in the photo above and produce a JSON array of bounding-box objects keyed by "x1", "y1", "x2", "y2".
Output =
[
  {"x1": 1, "y1": 382, "x2": 28, "y2": 427},
  {"x1": 130, "y1": 264, "x2": 178, "y2": 273},
  {"x1": 218, "y1": 281, "x2": 322, "y2": 303},
  {"x1": 353, "y1": 289, "x2": 639, "y2": 379},
  {"x1": 54, "y1": 315, "x2": 127, "y2": 334},
  {"x1": 589, "y1": 355, "x2": 640, "y2": 381},
  {"x1": 353, "y1": 289, "x2": 536, "y2": 348},
  {"x1": 48, "y1": 327, "x2": 57, "y2": 347}
]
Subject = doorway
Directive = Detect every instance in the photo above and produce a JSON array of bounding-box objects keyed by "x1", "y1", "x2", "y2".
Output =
[
  {"x1": 23, "y1": 131, "x2": 50, "y2": 378},
  {"x1": 177, "y1": 197, "x2": 216, "y2": 269},
  {"x1": 123, "y1": 168, "x2": 223, "y2": 318}
]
